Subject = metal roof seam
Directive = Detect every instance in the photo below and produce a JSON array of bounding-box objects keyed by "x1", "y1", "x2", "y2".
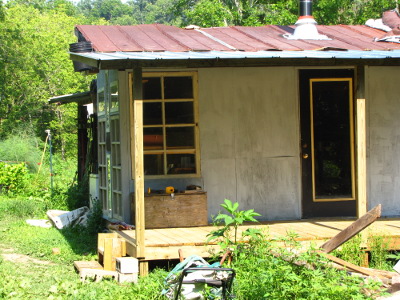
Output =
[
  {"x1": 117, "y1": 25, "x2": 145, "y2": 51},
  {"x1": 230, "y1": 26, "x2": 288, "y2": 50},
  {"x1": 195, "y1": 29, "x2": 237, "y2": 50},
  {"x1": 98, "y1": 26, "x2": 121, "y2": 51},
  {"x1": 318, "y1": 25, "x2": 384, "y2": 51},
  {"x1": 154, "y1": 24, "x2": 193, "y2": 51}
]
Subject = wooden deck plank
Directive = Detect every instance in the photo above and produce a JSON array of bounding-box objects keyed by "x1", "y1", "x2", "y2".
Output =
[
  {"x1": 120, "y1": 218, "x2": 400, "y2": 262},
  {"x1": 172, "y1": 228, "x2": 209, "y2": 244}
]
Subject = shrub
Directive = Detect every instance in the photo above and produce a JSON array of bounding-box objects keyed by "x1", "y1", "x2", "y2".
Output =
[
  {"x1": 86, "y1": 198, "x2": 106, "y2": 235},
  {"x1": 0, "y1": 162, "x2": 29, "y2": 194}
]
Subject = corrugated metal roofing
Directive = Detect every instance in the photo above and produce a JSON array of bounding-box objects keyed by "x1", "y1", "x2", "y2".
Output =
[
  {"x1": 72, "y1": 50, "x2": 400, "y2": 61},
  {"x1": 76, "y1": 24, "x2": 400, "y2": 53}
]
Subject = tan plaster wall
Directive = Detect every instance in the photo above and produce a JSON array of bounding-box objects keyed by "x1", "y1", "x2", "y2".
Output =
[
  {"x1": 198, "y1": 67, "x2": 301, "y2": 220},
  {"x1": 368, "y1": 66, "x2": 400, "y2": 216}
]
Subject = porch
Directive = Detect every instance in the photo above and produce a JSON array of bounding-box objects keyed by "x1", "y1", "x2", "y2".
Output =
[{"x1": 117, "y1": 217, "x2": 400, "y2": 274}]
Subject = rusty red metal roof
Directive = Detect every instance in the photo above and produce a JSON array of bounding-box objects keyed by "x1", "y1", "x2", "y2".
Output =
[{"x1": 76, "y1": 23, "x2": 400, "y2": 53}]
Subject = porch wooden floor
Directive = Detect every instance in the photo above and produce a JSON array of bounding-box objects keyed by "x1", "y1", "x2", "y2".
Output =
[{"x1": 121, "y1": 218, "x2": 400, "y2": 261}]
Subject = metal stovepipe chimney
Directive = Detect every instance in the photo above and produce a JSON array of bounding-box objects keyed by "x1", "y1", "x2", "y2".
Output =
[{"x1": 284, "y1": 0, "x2": 330, "y2": 40}]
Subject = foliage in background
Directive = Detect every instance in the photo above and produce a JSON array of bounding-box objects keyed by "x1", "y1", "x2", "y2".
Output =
[
  {"x1": 0, "y1": 129, "x2": 42, "y2": 171},
  {"x1": 0, "y1": 1, "x2": 93, "y2": 160},
  {"x1": 0, "y1": 127, "x2": 86, "y2": 210},
  {"x1": 174, "y1": 0, "x2": 399, "y2": 27}
]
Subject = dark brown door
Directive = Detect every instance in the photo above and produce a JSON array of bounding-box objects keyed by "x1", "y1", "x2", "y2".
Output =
[{"x1": 300, "y1": 69, "x2": 356, "y2": 218}]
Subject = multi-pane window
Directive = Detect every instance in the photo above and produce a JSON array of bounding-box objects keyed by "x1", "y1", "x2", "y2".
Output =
[
  {"x1": 111, "y1": 116, "x2": 122, "y2": 218},
  {"x1": 142, "y1": 72, "x2": 199, "y2": 176},
  {"x1": 98, "y1": 120, "x2": 109, "y2": 214},
  {"x1": 97, "y1": 70, "x2": 122, "y2": 219}
]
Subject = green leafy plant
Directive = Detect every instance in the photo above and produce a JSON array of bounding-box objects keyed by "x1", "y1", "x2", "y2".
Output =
[
  {"x1": 207, "y1": 199, "x2": 262, "y2": 251},
  {"x1": 0, "y1": 162, "x2": 29, "y2": 194},
  {"x1": 86, "y1": 197, "x2": 106, "y2": 235}
]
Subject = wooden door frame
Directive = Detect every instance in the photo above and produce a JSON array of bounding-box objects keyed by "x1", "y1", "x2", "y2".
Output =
[{"x1": 298, "y1": 67, "x2": 367, "y2": 218}]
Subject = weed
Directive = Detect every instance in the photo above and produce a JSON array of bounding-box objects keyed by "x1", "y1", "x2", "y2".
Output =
[
  {"x1": 86, "y1": 198, "x2": 106, "y2": 235},
  {"x1": 231, "y1": 235, "x2": 382, "y2": 299},
  {"x1": 333, "y1": 234, "x2": 364, "y2": 266},
  {"x1": 207, "y1": 199, "x2": 262, "y2": 252},
  {"x1": 333, "y1": 233, "x2": 393, "y2": 271},
  {"x1": 369, "y1": 234, "x2": 392, "y2": 270}
]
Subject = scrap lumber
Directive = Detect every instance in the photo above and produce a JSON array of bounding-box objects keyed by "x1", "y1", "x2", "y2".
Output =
[
  {"x1": 74, "y1": 260, "x2": 103, "y2": 272},
  {"x1": 316, "y1": 250, "x2": 388, "y2": 279},
  {"x1": 320, "y1": 204, "x2": 381, "y2": 253}
]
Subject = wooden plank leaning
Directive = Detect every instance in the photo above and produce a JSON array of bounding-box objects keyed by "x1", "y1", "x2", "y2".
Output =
[
  {"x1": 320, "y1": 204, "x2": 381, "y2": 253},
  {"x1": 315, "y1": 250, "x2": 388, "y2": 280}
]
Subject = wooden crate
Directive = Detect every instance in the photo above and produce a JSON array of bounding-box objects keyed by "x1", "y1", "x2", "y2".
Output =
[{"x1": 132, "y1": 192, "x2": 208, "y2": 228}]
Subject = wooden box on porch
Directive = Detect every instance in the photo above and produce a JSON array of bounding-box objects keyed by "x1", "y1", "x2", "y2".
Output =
[{"x1": 132, "y1": 192, "x2": 208, "y2": 228}]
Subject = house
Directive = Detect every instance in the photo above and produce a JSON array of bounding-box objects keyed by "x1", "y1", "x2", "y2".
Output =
[{"x1": 69, "y1": 4, "x2": 400, "y2": 230}]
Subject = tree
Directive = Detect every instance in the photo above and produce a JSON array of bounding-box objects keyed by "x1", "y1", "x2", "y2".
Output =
[
  {"x1": 77, "y1": 0, "x2": 136, "y2": 24},
  {"x1": 173, "y1": 0, "x2": 399, "y2": 27},
  {"x1": 0, "y1": 2, "x2": 93, "y2": 158}
]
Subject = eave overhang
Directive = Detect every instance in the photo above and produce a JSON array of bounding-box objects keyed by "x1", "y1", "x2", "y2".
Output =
[
  {"x1": 49, "y1": 91, "x2": 92, "y2": 105},
  {"x1": 70, "y1": 50, "x2": 400, "y2": 70}
]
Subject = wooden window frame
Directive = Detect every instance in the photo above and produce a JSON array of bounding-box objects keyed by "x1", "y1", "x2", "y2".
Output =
[{"x1": 132, "y1": 71, "x2": 200, "y2": 178}]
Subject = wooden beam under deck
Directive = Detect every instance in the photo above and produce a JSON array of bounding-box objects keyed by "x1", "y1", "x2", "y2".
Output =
[{"x1": 118, "y1": 218, "x2": 400, "y2": 262}]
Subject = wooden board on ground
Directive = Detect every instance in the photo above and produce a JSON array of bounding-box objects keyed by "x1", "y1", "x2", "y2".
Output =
[
  {"x1": 74, "y1": 260, "x2": 103, "y2": 272},
  {"x1": 316, "y1": 251, "x2": 388, "y2": 279}
]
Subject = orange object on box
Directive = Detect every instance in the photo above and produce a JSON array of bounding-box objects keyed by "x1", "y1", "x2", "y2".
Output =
[{"x1": 165, "y1": 186, "x2": 174, "y2": 194}]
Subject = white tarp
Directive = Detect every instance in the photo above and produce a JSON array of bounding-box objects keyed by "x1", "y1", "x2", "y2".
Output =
[{"x1": 47, "y1": 206, "x2": 89, "y2": 229}]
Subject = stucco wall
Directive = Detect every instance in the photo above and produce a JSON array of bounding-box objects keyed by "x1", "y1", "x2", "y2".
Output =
[
  {"x1": 368, "y1": 66, "x2": 400, "y2": 216},
  {"x1": 198, "y1": 67, "x2": 301, "y2": 221}
]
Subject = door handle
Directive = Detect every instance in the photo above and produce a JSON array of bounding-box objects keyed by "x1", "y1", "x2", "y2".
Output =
[{"x1": 303, "y1": 153, "x2": 309, "y2": 159}]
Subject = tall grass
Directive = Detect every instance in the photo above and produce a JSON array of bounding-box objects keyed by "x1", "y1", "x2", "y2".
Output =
[
  {"x1": 0, "y1": 131, "x2": 87, "y2": 211},
  {"x1": 0, "y1": 130, "x2": 42, "y2": 172}
]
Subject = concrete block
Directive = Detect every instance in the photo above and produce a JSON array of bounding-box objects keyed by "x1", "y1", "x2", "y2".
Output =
[
  {"x1": 116, "y1": 257, "x2": 139, "y2": 274},
  {"x1": 118, "y1": 272, "x2": 138, "y2": 284}
]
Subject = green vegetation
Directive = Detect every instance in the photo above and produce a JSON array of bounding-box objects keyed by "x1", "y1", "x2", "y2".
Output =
[
  {"x1": 231, "y1": 237, "x2": 382, "y2": 299},
  {"x1": 207, "y1": 198, "x2": 262, "y2": 251},
  {"x1": 0, "y1": 1, "x2": 399, "y2": 298},
  {"x1": 0, "y1": 196, "x2": 387, "y2": 299},
  {"x1": 333, "y1": 232, "x2": 395, "y2": 271}
]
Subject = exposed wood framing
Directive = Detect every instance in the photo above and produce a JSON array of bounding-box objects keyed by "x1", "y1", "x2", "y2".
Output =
[
  {"x1": 356, "y1": 66, "x2": 367, "y2": 218},
  {"x1": 131, "y1": 67, "x2": 147, "y2": 274}
]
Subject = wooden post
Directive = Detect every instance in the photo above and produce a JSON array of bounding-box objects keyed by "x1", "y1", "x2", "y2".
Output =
[
  {"x1": 356, "y1": 66, "x2": 367, "y2": 218},
  {"x1": 131, "y1": 67, "x2": 146, "y2": 274}
]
